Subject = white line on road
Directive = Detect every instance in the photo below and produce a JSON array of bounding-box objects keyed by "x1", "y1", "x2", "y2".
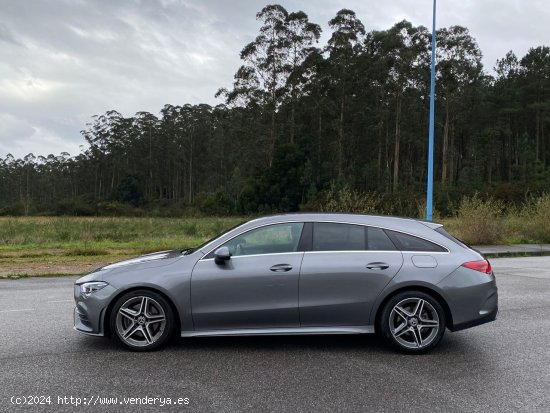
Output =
[
  {"x1": 47, "y1": 300, "x2": 73, "y2": 303},
  {"x1": 0, "y1": 308, "x2": 34, "y2": 313}
]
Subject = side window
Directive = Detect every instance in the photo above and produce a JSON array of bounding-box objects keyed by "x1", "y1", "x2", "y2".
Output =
[
  {"x1": 312, "y1": 223, "x2": 365, "y2": 251},
  {"x1": 385, "y1": 230, "x2": 446, "y2": 252},
  {"x1": 223, "y1": 223, "x2": 304, "y2": 257},
  {"x1": 367, "y1": 227, "x2": 397, "y2": 251}
]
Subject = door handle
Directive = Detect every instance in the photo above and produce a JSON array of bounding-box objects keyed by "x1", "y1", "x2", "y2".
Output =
[
  {"x1": 270, "y1": 264, "x2": 293, "y2": 272},
  {"x1": 366, "y1": 262, "x2": 389, "y2": 270}
]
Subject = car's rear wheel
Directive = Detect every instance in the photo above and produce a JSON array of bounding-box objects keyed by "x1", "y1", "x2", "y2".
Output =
[
  {"x1": 110, "y1": 290, "x2": 174, "y2": 351},
  {"x1": 380, "y1": 291, "x2": 446, "y2": 354}
]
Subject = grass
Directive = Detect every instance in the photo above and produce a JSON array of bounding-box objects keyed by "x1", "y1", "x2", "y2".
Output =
[
  {"x1": 1, "y1": 203, "x2": 549, "y2": 278},
  {"x1": 0, "y1": 216, "x2": 245, "y2": 277}
]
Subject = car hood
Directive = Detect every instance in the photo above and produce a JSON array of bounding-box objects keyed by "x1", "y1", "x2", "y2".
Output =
[
  {"x1": 75, "y1": 249, "x2": 198, "y2": 284},
  {"x1": 99, "y1": 249, "x2": 187, "y2": 271}
]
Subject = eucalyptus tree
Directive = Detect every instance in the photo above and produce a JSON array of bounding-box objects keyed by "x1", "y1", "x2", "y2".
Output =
[
  {"x1": 519, "y1": 46, "x2": 550, "y2": 164},
  {"x1": 325, "y1": 9, "x2": 365, "y2": 180},
  {"x1": 435, "y1": 26, "x2": 483, "y2": 184},
  {"x1": 131, "y1": 111, "x2": 159, "y2": 200},
  {"x1": 367, "y1": 21, "x2": 430, "y2": 191},
  {"x1": 283, "y1": 11, "x2": 321, "y2": 144},
  {"x1": 221, "y1": 4, "x2": 290, "y2": 166},
  {"x1": 2, "y1": 8, "x2": 550, "y2": 217},
  {"x1": 494, "y1": 51, "x2": 521, "y2": 182}
]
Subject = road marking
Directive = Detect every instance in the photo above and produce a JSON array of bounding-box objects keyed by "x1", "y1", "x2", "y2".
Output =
[
  {"x1": 0, "y1": 308, "x2": 34, "y2": 313},
  {"x1": 47, "y1": 300, "x2": 73, "y2": 303}
]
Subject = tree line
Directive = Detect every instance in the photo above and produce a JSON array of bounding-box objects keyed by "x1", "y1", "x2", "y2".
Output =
[{"x1": 1, "y1": 5, "x2": 549, "y2": 217}]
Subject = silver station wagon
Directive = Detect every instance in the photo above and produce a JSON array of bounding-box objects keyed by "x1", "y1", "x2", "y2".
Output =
[{"x1": 74, "y1": 214, "x2": 498, "y2": 354}]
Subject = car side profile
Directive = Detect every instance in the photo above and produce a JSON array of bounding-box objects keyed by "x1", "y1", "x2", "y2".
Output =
[{"x1": 74, "y1": 213, "x2": 498, "y2": 354}]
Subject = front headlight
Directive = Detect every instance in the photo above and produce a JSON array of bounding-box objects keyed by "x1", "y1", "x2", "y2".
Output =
[{"x1": 80, "y1": 281, "x2": 108, "y2": 298}]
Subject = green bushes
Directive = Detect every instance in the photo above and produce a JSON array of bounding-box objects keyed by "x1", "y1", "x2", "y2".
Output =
[
  {"x1": 301, "y1": 186, "x2": 382, "y2": 214},
  {"x1": 442, "y1": 193, "x2": 550, "y2": 245},
  {"x1": 200, "y1": 188, "x2": 234, "y2": 216},
  {"x1": 520, "y1": 193, "x2": 550, "y2": 243},
  {"x1": 451, "y1": 195, "x2": 504, "y2": 245}
]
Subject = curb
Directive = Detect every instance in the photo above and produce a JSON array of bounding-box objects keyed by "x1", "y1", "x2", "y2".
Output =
[{"x1": 474, "y1": 244, "x2": 550, "y2": 259}]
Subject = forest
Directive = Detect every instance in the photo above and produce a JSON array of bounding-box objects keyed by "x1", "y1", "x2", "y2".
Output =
[{"x1": 1, "y1": 5, "x2": 549, "y2": 217}]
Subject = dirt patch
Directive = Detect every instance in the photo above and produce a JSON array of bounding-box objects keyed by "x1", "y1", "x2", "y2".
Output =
[{"x1": 0, "y1": 254, "x2": 135, "y2": 276}]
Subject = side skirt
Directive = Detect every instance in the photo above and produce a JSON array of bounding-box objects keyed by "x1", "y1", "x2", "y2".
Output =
[{"x1": 181, "y1": 326, "x2": 375, "y2": 338}]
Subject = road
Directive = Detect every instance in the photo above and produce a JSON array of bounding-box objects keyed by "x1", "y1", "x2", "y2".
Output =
[{"x1": 1, "y1": 256, "x2": 549, "y2": 412}]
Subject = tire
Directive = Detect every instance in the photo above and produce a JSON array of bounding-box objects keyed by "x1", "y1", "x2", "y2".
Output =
[
  {"x1": 379, "y1": 290, "x2": 446, "y2": 354},
  {"x1": 110, "y1": 290, "x2": 174, "y2": 351}
]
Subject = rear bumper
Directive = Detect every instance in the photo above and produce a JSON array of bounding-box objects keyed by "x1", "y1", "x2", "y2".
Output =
[
  {"x1": 450, "y1": 304, "x2": 498, "y2": 331},
  {"x1": 437, "y1": 267, "x2": 498, "y2": 332}
]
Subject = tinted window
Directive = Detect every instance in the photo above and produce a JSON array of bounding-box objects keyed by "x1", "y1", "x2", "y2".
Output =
[
  {"x1": 367, "y1": 227, "x2": 397, "y2": 251},
  {"x1": 223, "y1": 223, "x2": 304, "y2": 257},
  {"x1": 313, "y1": 223, "x2": 365, "y2": 251},
  {"x1": 385, "y1": 230, "x2": 446, "y2": 252},
  {"x1": 435, "y1": 227, "x2": 468, "y2": 248}
]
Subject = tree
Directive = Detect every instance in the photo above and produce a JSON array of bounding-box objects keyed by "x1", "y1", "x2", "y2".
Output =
[
  {"x1": 367, "y1": 21, "x2": 430, "y2": 191},
  {"x1": 284, "y1": 11, "x2": 321, "y2": 144},
  {"x1": 519, "y1": 46, "x2": 550, "y2": 164},
  {"x1": 436, "y1": 26, "x2": 483, "y2": 184},
  {"x1": 221, "y1": 4, "x2": 290, "y2": 166},
  {"x1": 325, "y1": 9, "x2": 365, "y2": 180}
]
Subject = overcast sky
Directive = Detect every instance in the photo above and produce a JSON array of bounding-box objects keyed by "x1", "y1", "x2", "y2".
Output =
[{"x1": 1, "y1": 0, "x2": 548, "y2": 159}]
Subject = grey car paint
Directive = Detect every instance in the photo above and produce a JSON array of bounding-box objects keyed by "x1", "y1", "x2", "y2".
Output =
[
  {"x1": 299, "y1": 250, "x2": 403, "y2": 327},
  {"x1": 74, "y1": 213, "x2": 498, "y2": 349},
  {"x1": 191, "y1": 252, "x2": 304, "y2": 329}
]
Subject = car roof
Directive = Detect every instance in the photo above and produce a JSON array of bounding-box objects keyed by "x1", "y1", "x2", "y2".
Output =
[
  {"x1": 243, "y1": 213, "x2": 438, "y2": 229},
  {"x1": 198, "y1": 213, "x2": 447, "y2": 256}
]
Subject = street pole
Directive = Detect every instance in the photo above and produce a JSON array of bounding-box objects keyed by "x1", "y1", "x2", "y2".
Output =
[{"x1": 426, "y1": 0, "x2": 437, "y2": 221}]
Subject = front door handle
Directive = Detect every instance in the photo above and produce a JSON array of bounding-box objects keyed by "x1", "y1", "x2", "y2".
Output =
[
  {"x1": 366, "y1": 262, "x2": 389, "y2": 270},
  {"x1": 270, "y1": 264, "x2": 293, "y2": 272}
]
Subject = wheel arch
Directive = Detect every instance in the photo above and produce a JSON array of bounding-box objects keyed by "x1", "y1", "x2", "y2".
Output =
[
  {"x1": 373, "y1": 285, "x2": 453, "y2": 331},
  {"x1": 103, "y1": 286, "x2": 182, "y2": 338}
]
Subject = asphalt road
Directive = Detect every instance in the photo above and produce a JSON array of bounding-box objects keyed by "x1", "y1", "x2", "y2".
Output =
[{"x1": 1, "y1": 257, "x2": 549, "y2": 413}]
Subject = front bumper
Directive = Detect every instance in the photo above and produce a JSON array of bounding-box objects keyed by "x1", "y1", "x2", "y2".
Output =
[
  {"x1": 74, "y1": 307, "x2": 105, "y2": 336},
  {"x1": 73, "y1": 283, "x2": 118, "y2": 336}
]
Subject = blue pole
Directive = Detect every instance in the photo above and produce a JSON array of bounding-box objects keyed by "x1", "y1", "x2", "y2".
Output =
[{"x1": 426, "y1": 0, "x2": 437, "y2": 221}]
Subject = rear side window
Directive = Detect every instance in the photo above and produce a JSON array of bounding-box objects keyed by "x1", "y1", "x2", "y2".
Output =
[
  {"x1": 367, "y1": 227, "x2": 397, "y2": 251},
  {"x1": 385, "y1": 230, "x2": 447, "y2": 252},
  {"x1": 312, "y1": 223, "x2": 365, "y2": 251},
  {"x1": 435, "y1": 227, "x2": 468, "y2": 248}
]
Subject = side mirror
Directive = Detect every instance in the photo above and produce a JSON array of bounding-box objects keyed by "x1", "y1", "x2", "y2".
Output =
[{"x1": 214, "y1": 246, "x2": 231, "y2": 265}]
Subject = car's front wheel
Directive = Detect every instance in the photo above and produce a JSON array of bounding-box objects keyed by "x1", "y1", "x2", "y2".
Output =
[
  {"x1": 110, "y1": 290, "x2": 174, "y2": 351},
  {"x1": 380, "y1": 291, "x2": 446, "y2": 354}
]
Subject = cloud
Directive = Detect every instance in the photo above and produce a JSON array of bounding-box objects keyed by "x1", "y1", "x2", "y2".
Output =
[{"x1": 0, "y1": 22, "x2": 23, "y2": 46}]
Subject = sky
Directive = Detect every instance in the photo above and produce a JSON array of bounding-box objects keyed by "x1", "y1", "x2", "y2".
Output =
[{"x1": 1, "y1": 0, "x2": 549, "y2": 159}]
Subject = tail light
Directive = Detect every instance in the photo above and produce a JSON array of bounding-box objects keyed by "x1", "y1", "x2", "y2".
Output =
[{"x1": 462, "y1": 260, "x2": 492, "y2": 274}]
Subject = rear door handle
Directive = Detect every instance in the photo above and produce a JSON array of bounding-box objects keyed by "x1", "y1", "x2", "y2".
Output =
[
  {"x1": 270, "y1": 264, "x2": 293, "y2": 272},
  {"x1": 366, "y1": 262, "x2": 389, "y2": 270}
]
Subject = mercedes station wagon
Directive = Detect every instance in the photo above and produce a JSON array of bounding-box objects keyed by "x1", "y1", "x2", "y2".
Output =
[{"x1": 74, "y1": 214, "x2": 498, "y2": 354}]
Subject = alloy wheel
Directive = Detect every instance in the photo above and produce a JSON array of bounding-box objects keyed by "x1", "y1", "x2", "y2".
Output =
[
  {"x1": 115, "y1": 296, "x2": 167, "y2": 348},
  {"x1": 389, "y1": 297, "x2": 440, "y2": 349}
]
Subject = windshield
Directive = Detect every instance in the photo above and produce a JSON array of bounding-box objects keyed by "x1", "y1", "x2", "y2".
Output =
[{"x1": 185, "y1": 220, "x2": 248, "y2": 254}]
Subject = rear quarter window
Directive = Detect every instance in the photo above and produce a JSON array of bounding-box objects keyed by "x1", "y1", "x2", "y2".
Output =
[
  {"x1": 385, "y1": 230, "x2": 447, "y2": 252},
  {"x1": 367, "y1": 227, "x2": 397, "y2": 251},
  {"x1": 435, "y1": 227, "x2": 468, "y2": 248}
]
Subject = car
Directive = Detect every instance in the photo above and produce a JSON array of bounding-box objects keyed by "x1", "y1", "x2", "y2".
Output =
[{"x1": 74, "y1": 213, "x2": 498, "y2": 354}]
